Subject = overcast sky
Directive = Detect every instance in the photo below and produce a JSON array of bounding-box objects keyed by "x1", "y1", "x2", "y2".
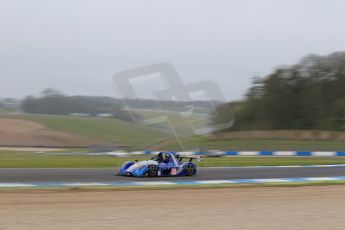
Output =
[{"x1": 1, "y1": 0, "x2": 345, "y2": 100}]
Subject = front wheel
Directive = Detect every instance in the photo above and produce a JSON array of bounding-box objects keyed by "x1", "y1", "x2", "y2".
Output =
[{"x1": 147, "y1": 165, "x2": 158, "y2": 177}]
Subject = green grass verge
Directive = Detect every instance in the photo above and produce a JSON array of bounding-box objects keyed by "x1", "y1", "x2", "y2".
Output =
[
  {"x1": 159, "y1": 136, "x2": 345, "y2": 151},
  {"x1": 0, "y1": 151, "x2": 142, "y2": 168},
  {"x1": 198, "y1": 156, "x2": 345, "y2": 167},
  {"x1": 2, "y1": 151, "x2": 345, "y2": 168}
]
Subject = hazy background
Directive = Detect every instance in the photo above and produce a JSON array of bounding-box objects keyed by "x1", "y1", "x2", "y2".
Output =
[{"x1": 1, "y1": 0, "x2": 345, "y2": 100}]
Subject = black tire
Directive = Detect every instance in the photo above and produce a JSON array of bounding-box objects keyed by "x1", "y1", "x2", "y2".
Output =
[
  {"x1": 185, "y1": 164, "x2": 197, "y2": 176},
  {"x1": 147, "y1": 165, "x2": 158, "y2": 177}
]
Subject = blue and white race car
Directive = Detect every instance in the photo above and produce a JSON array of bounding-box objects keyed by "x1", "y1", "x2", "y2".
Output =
[{"x1": 117, "y1": 152, "x2": 201, "y2": 177}]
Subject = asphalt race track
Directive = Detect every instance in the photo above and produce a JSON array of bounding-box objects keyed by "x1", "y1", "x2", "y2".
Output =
[{"x1": 1, "y1": 166, "x2": 345, "y2": 183}]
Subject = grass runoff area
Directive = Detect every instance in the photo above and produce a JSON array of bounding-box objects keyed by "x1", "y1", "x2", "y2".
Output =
[
  {"x1": 2, "y1": 150, "x2": 345, "y2": 168},
  {"x1": 1, "y1": 113, "x2": 345, "y2": 168},
  {"x1": 5, "y1": 113, "x2": 345, "y2": 151},
  {"x1": 16, "y1": 114, "x2": 170, "y2": 148}
]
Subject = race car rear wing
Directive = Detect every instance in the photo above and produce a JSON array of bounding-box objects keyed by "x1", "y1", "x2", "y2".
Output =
[{"x1": 178, "y1": 154, "x2": 203, "y2": 162}]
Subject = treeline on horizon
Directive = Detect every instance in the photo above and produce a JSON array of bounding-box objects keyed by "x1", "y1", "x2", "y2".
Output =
[
  {"x1": 21, "y1": 89, "x2": 215, "y2": 121},
  {"x1": 216, "y1": 52, "x2": 345, "y2": 132},
  {"x1": 21, "y1": 51, "x2": 345, "y2": 132},
  {"x1": 22, "y1": 90, "x2": 133, "y2": 121}
]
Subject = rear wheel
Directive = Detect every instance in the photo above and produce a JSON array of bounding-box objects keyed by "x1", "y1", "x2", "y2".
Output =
[
  {"x1": 147, "y1": 165, "x2": 158, "y2": 177},
  {"x1": 185, "y1": 164, "x2": 197, "y2": 176}
]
